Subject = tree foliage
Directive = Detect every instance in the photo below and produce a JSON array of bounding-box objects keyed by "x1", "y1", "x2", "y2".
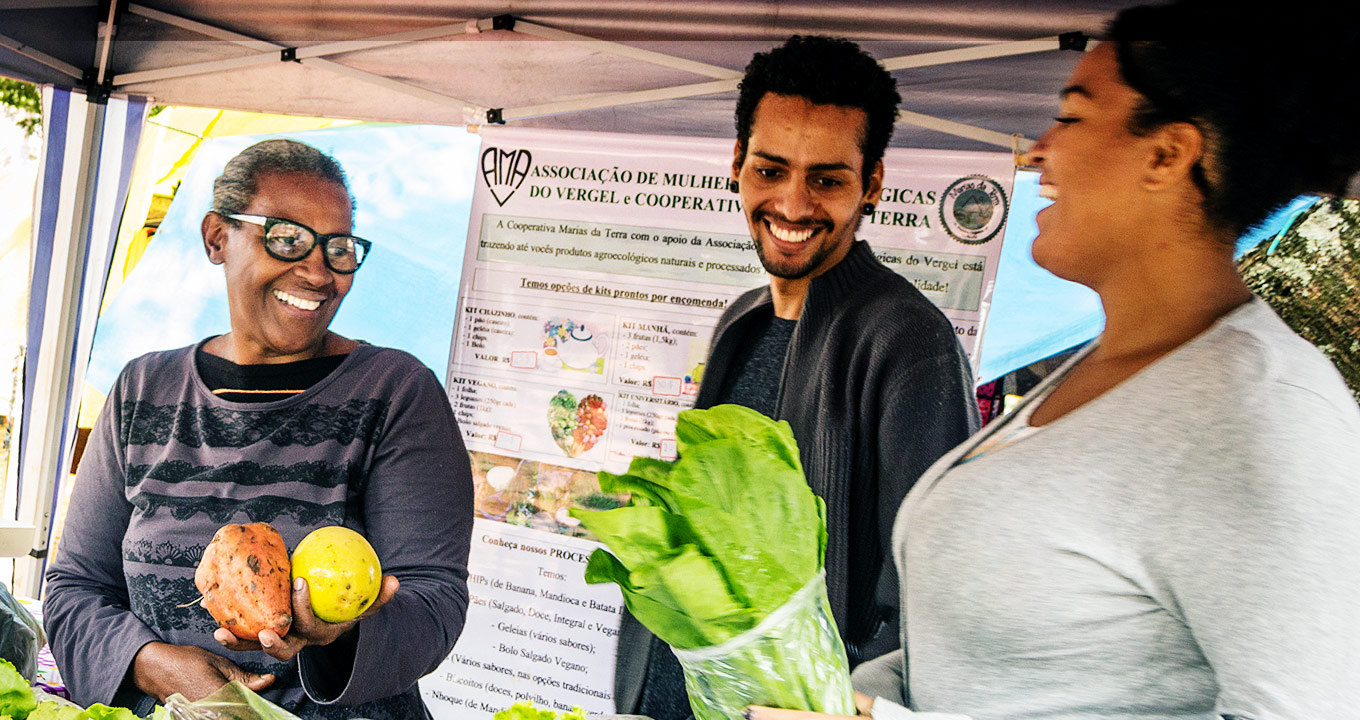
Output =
[
  {"x1": 1239, "y1": 198, "x2": 1360, "y2": 402},
  {"x1": 0, "y1": 78, "x2": 41, "y2": 135}
]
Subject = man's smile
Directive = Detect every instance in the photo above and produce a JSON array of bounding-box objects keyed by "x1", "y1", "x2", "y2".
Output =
[{"x1": 759, "y1": 213, "x2": 824, "y2": 245}]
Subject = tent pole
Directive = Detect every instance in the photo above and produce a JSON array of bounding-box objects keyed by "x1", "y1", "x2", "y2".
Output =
[
  {"x1": 0, "y1": 32, "x2": 83, "y2": 80},
  {"x1": 116, "y1": 4, "x2": 481, "y2": 113},
  {"x1": 499, "y1": 77, "x2": 738, "y2": 121},
  {"x1": 508, "y1": 20, "x2": 740, "y2": 80},
  {"x1": 896, "y1": 110, "x2": 1034, "y2": 152},
  {"x1": 115, "y1": 12, "x2": 479, "y2": 85},
  {"x1": 880, "y1": 37, "x2": 1065, "y2": 72},
  {"x1": 14, "y1": 98, "x2": 106, "y2": 598},
  {"x1": 94, "y1": 0, "x2": 117, "y2": 85}
]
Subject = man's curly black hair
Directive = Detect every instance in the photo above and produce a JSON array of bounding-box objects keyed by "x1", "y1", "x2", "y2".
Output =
[{"x1": 734, "y1": 35, "x2": 901, "y2": 189}]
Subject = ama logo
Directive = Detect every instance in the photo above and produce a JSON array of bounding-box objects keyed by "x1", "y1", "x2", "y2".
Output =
[{"x1": 481, "y1": 147, "x2": 533, "y2": 206}]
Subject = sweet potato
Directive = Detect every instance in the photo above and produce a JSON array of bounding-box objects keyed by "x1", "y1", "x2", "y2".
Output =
[{"x1": 194, "y1": 522, "x2": 293, "y2": 640}]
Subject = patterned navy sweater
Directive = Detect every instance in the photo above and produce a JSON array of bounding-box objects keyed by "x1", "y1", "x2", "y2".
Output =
[{"x1": 44, "y1": 341, "x2": 473, "y2": 719}]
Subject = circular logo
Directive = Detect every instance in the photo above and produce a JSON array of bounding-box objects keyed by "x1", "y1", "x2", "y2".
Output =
[{"x1": 939, "y1": 175, "x2": 1008, "y2": 245}]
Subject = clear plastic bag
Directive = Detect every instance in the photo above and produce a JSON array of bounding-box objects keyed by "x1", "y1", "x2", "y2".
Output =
[
  {"x1": 154, "y1": 682, "x2": 349, "y2": 720},
  {"x1": 670, "y1": 572, "x2": 854, "y2": 720},
  {"x1": 0, "y1": 582, "x2": 43, "y2": 681}
]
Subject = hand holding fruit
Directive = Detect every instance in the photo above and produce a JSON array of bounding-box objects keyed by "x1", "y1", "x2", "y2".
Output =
[
  {"x1": 215, "y1": 572, "x2": 399, "y2": 663},
  {"x1": 199, "y1": 524, "x2": 397, "y2": 662}
]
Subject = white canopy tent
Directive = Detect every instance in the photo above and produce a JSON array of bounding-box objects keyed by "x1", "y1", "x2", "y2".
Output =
[{"x1": 0, "y1": 0, "x2": 1138, "y2": 596}]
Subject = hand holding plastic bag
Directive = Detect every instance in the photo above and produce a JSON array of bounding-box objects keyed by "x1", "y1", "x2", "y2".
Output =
[
  {"x1": 573, "y1": 406, "x2": 855, "y2": 720},
  {"x1": 150, "y1": 682, "x2": 341, "y2": 720}
]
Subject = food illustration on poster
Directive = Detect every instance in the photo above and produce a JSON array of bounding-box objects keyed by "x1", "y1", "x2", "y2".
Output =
[
  {"x1": 542, "y1": 318, "x2": 608, "y2": 373},
  {"x1": 424, "y1": 126, "x2": 1016, "y2": 719},
  {"x1": 472, "y1": 450, "x2": 625, "y2": 536},
  {"x1": 547, "y1": 390, "x2": 608, "y2": 458}
]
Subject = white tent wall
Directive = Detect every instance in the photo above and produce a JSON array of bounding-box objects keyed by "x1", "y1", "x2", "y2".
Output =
[{"x1": 0, "y1": 0, "x2": 1140, "y2": 598}]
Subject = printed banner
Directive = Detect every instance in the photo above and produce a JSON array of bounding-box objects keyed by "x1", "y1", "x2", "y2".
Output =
[
  {"x1": 423, "y1": 127, "x2": 1015, "y2": 718},
  {"x1": 421, "y1": 520, "x2": 622, "y2": 716}
]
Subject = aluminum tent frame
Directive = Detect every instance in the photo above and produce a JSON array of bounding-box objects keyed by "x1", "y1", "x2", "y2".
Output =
[
  {"x1": 1, "y1": 0, "x2": 1138, "y2": 596},
  {"x1": 1, "y1": 1, "x2": 1131, "y2": 149}
]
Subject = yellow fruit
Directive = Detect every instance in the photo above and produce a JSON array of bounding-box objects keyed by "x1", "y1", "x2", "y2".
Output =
[{"x1": 290, "y1": 526, "x2": 382, "y2": 623}]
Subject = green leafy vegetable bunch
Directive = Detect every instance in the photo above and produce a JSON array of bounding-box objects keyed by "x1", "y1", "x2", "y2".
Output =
[{"x1": 571, "y1": 404, "x2": 828, "y2": 648}]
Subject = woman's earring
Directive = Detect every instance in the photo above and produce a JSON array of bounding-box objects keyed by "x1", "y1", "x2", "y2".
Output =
[
  {"x1": 728, "y1": 180, "x2": 739, "y2": 193},
  {"x1": 862, "y1": 203, "x2": 876, "y2": 216}
]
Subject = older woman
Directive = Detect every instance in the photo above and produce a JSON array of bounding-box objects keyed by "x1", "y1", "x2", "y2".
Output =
[
  {"x1": 44, "y1": 139, "x2": 473, "y2": 719},
  {"x1": 750, "y1": 1, "x2": 1360, "y2": 719}
]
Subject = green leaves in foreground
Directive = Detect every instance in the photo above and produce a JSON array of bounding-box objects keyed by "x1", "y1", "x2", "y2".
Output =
[
  {"x1": 0, "y1": 659, "x2": 34, "y2": 720},
  {"x1": 0, "y1": 658, "x2": 139, "y2": 720},
  {"x1": 492, "y1": 701, "x2": 586, "y2": 720},
  {"x1": 572, "y1": 404, "x2": 828, "y2": 649}
]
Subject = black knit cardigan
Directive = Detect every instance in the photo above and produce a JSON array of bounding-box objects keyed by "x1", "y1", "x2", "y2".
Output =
[{"x1": 615, "y1": 240, "x2": 979, "y2": 709}]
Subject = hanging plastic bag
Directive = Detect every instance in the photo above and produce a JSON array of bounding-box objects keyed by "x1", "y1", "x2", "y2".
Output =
[
  {"x1": 0, "y1": 583, "x2": 43, "y2": 681},
  {"x1": 670, "y1": 572, "x2": 854, "y2": 720}
]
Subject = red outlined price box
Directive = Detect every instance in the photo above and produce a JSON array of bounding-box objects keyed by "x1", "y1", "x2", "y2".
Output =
[
  {"x1": 510, "y1": 351, "x2": 537, "y2": 369},
  {"x1": 652, "y1": 376, "x2": 682, "y2": 396},
  {"x1": 494, "y1": 432, "x2": 523, "y2": 452},
  {"x1": 659, "y1": 438, "x2": 678, "y2": 461}
]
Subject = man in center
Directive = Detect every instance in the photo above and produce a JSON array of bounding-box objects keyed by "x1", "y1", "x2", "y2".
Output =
[{"x1": 615, "y1": 36, "x2": 980, "y2": 718}]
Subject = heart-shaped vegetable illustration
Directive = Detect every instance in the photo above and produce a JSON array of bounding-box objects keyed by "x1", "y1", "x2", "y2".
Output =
[{"x1": 548, "y1": 390, "x2": 608, "y2": 457}]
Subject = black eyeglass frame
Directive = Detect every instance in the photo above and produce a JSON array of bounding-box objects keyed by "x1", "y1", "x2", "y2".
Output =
[{"x1": 224, "y1": 213, "x2": 372, "y2": 274}]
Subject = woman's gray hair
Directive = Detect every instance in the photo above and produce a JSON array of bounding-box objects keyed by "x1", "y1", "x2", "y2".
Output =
[{"x1": 211, "y1": 138, "x2": 353, "y2": 218}]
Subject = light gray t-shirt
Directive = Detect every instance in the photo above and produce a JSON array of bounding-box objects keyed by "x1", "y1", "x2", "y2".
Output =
[{"x1": 855, "y1": 298, "x2": 1360, "y2": 720}]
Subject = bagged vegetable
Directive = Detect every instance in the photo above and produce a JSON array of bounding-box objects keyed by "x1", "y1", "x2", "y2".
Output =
[
  {"x1": 571, "y1": 405, "x2": 854, "y2": 720},
  {"x1": 0, "y1": 584, "x2": 42, "y2": 682},
  {"x1": 151, "y1": 682, "x2": 303, "y2": 720}
]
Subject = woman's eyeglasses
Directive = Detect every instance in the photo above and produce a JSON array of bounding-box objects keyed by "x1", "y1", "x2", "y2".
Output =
[{"x1": 226, "y1": 214, "x2": 371, "y2": 274}]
